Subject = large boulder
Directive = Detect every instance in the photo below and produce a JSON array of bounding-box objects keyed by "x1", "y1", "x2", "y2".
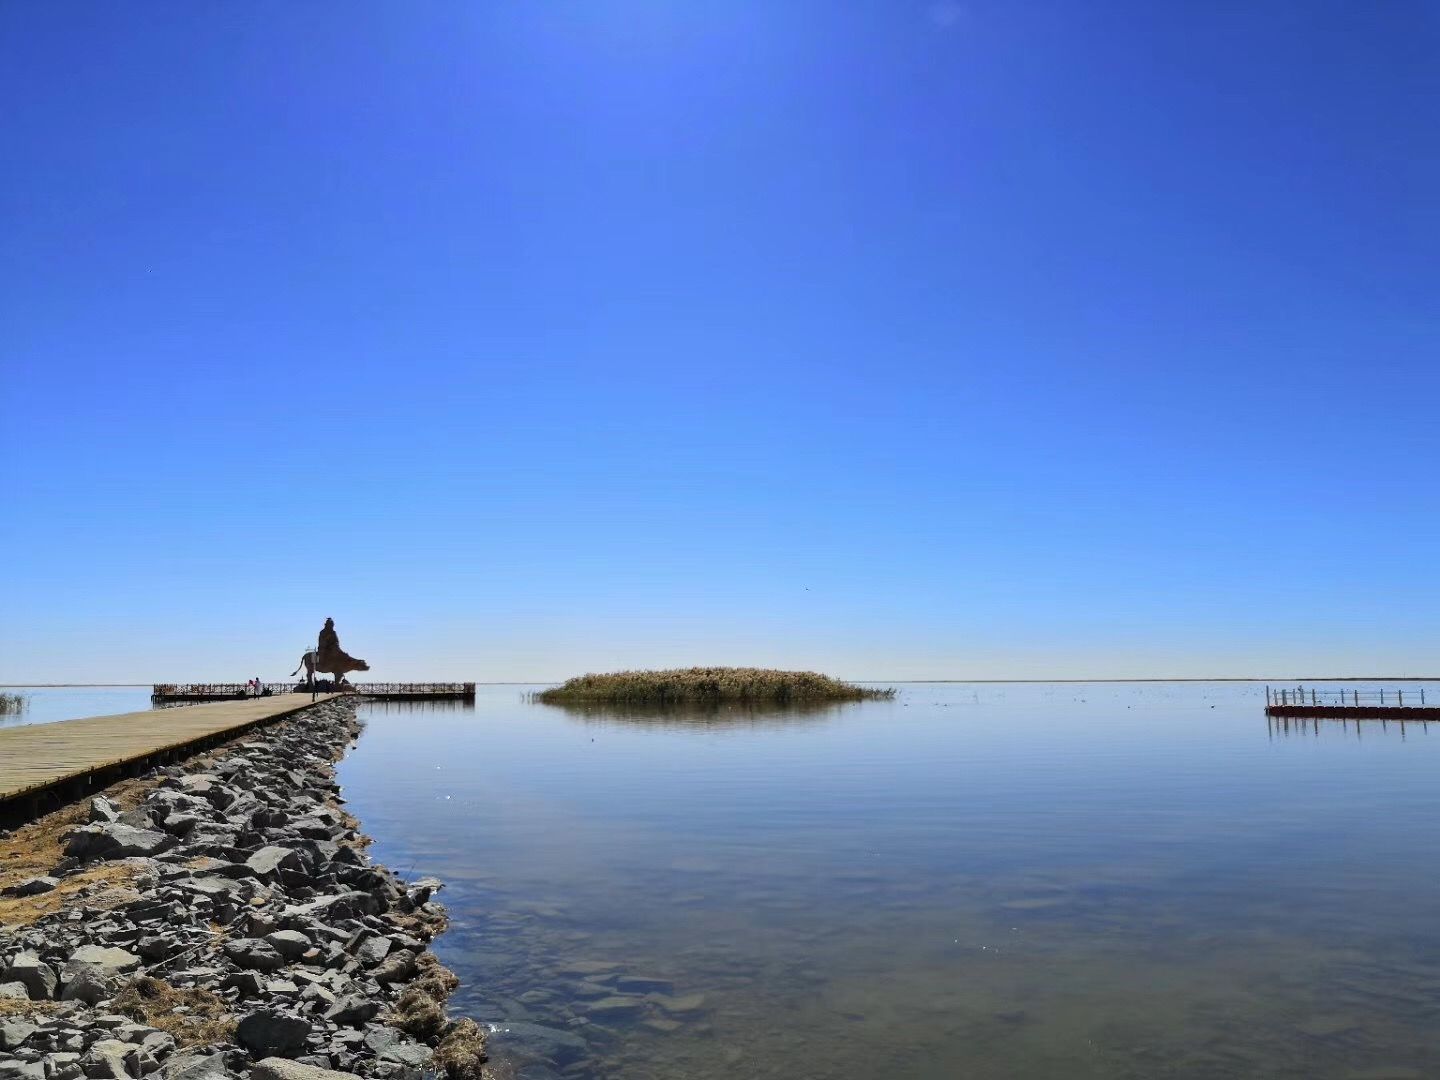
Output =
[
  {"x1": 250, "y1": 1060, "x2": 353, "y2": 1080},
  {"x1": 222, "y1": 939, "x2": 285, "y2": 973},
  {"x1": 263, "y1": 931, "x2": 311, "y2": 961},
  {"x1": 245, "y1": 847, "x2": 303, "y2": 880},
  {"x1": 64, "y1": 823, "x2": 175, "y2": 861},
  {"x1": 235, "y1": 1011, "x2": 310, "y2": 1058},
  {"x1": 59, "y1": 966, "x2": 112, "y2": 1005},
  {"x1": 163, "y1": 1054, "x2": 237, "y2": 1080},
  {"x1": 58, "y1": 946, "x2": 139, "y2": 1005},
  {"x1": 64, "y1": 945, "x2": 141, "y2": 978},
  {"x1": 322, "y1": 995, "x2": 378, "y2": 1027},
  {"x1": 1, "y1": 953, "x2": 57, "y2": 1000},
  {"x1": 0, "y1": 1018, "x2": 37, "y2": 1051}
]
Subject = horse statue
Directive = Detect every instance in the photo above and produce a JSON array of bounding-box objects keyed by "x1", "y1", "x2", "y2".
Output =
[{"x1": 291, "y1": 617, "x2": 370, "y2": 690}]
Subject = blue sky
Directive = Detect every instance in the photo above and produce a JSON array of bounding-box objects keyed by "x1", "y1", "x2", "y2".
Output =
[{"x1": 2, "y1": 2, "x2": 1436, "y2": 682}]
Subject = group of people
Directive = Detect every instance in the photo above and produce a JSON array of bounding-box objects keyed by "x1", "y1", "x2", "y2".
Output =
[{"x1": 246, "y1": 676, "x2": 267, "y2": 697}]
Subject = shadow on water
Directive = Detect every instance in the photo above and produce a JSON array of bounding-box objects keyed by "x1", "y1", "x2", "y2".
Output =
[{"x1": 536, "y1": 697, "x2": 854, "y2": 731}]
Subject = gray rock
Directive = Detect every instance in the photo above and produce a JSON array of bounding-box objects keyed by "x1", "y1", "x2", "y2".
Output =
[
  {"x1": 178, "y1": 776, "x2": 236, "y2": 810},
  {"x1": 64, "y1": 824, "x2": 175, "y2": 861},
  {"x1": 64, "y1": 946, "x2": 140, "y2": 979},
  {"x1": 136, "y1": 935, "x2": 180, "y2": 961},
  {"x1": 0, "y1": 1062, "x2": 45, "y2": 1080},
  {"x1": 371, "y1": 950, "x2": 416, "y2": 985},
  {"x1": 162, "y1": 1054, "x2": 235, "y2": 1080},
  {"x1": 222, "y1": 939, "x2": 285, "y2": 972},
  {"x1": 1, "y1": 877, "x2": 58, "y2": 898},
  {"x1": 160, "y1": 813, "x2": 202, "y2": 837},
  {"x1": 250, "y1": 1059, "x2": 354, "y2": 1080},
  {"x1": 221, "y1": 971, "x2": 264, "y2": 997},
  {"x1": 58, "y1": 965, "x2": 111, "y2": 1005},
  {"x1": 245, "y1": 848, "x2": 302, "y2": 880},
  {"x1": 235, "y1": 1011, "x2": 310, "y2": 1058},
  {"x1": 361, "y1": 1025, "x2": 433, "y2": 1066},
  {"x1": 321, "y1": 995, "x2": 378, "y2": 1027},
  {"x1": 2, "y1": 953, "x2": 57, "y2": 1000},
  {"x1": 0, "y1": 982, "x2": 29, "y2": 999},
  {"x1": 117, "y1": 808, "x2": 158, "y2": 830},
  {"x1": 0, "y1": 1017, "x2": 37, "y2": 1051},
  {"x1": 263, "y1": 931, "x2": 311, "y2": 961},
  {"x1": 353, "y1": 935, "x2": 390, "y2": 966},
  {"x1": 89, "y1": 797, "x2": 121, "y2": 824},
  {"x1": 286, "y1": 891, "x2": 380, "y2": 921},
  {"x1": 82, "y1": 1039, "x2": 136, "y2": 1079}
]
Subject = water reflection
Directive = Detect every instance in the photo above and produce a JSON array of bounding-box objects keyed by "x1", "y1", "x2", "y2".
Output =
[
  {"x1": 537, "y1": 697, "x2": 852, "y2": 731},
  {"x1": 360, "y1": 698, "x2": 476, "y2": 716},
  {"x1": 1268, "y1": 714, "x2": 1437, "y2": 739}
]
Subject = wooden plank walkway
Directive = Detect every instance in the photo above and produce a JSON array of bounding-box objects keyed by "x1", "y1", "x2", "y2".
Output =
[{"x1": 0, "y1": 694, "x2": 338, "y2": 810}]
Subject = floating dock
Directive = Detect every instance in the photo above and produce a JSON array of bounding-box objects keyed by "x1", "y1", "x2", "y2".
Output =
[
  {"x1": 1264, "y1": 685, "x2": 1440, "y2": 720},
  {"x1": 152, "y1": 682, "x2": 476, "y2": 703},
  {"x1": 0, "y1": 694, "x2": 339, "y2": 819}
]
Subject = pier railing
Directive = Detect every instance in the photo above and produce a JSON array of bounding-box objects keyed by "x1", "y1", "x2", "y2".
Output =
[
  {"x1": 153, "y1": 682, "x2": 476, "y2": 702},
  {"x1": 1266, "y1": 686, "x2": 1434, "y2": 708}
]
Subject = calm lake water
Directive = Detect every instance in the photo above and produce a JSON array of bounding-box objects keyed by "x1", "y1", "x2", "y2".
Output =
[
  {"x1": 339, "y1": 683, "x2": 1440, "y2": 1080},
  {"x1": 13, "y1": 682, "x2": 1440, "y2": 1078}
]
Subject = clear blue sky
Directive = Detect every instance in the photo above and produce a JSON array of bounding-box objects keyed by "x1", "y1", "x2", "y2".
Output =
[{"x1": 2, "y1": 3, "x2": 1436, "y2": 683}]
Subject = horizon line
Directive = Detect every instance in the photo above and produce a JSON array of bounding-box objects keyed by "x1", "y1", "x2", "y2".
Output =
[{"x1": 4, "y1": 675, "x2": 1439, "y2": 688}]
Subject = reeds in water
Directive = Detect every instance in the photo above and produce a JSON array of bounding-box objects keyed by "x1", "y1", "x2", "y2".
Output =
[
  {"x1": 536, "y1": 667, "x2": 894, "y2": 706},
  {"x1": 0, "y1": 692, "x2": 26, "y2": 715}
]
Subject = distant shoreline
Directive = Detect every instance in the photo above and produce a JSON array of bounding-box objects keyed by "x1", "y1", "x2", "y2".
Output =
[{"x1": 4, "y1": 676, "x2": 1438, "y2": 688}]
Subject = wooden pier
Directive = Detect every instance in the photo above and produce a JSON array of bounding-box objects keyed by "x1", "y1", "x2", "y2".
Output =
[
  {"x1": 152, "y1": 681, "x2": 476, "y2": 703},
  {"x1": 0, "y1": 694, "x2": 338, "y2": 819},
  {"x1": 1264, "y1": 685, "x2": 1440, "y2": 720}
]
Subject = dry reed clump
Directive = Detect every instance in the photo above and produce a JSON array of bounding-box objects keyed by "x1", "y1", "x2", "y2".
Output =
[
  {"x1": 412, "y1": 951, "x2": 461, "y2": 999},
  {"x1": 112, "y1": 976, "x2": 236, "y2": 1047},
  {"x1": 537, "y1": 667, "x2": 895, "y2": 706},
  {"x1": 391, "y1": 988, "x2": 448, "y2": 1041},
  {"x1": 385, "y1": 953, "x2": 485, "y2": 1079},
  {"x1": 0, "y1": 692, "x2": 25, "y2": 715},
  {"x1": 388, "y1": 954, "x2": 460, "y2": 1040},
  {"x1": 433, "y1": 1018, "x2": 487, "y2": 1080}
]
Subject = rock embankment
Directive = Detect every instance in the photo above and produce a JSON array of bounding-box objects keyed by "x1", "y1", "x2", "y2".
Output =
[{"x1": 0, "y1": 699, "x2": 484, "y2": 1080}]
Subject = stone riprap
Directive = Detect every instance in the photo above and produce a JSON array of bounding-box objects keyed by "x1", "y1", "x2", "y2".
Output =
[{"x1": 0, "y1": 699, "x2": 483, "y2": 1080}]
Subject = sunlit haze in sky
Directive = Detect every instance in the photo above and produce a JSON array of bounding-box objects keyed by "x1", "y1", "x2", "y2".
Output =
[{"x1": 2, "y1": 3, "x2": 1436, "y2": 683}]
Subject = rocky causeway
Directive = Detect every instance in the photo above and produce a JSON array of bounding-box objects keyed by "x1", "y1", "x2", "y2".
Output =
[{"x1": 0, "y1": 699, "x2": 485, "y2": 1080}]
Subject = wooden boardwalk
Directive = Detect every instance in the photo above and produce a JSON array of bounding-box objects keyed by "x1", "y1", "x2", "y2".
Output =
[{"x1": 0, "y1": 694, "x2": 337, "y2": 814}]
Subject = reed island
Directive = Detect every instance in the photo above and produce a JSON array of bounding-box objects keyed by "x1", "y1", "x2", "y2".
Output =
[{"x1": 537, "y1": 667, "x2": 895, "y2": 706}]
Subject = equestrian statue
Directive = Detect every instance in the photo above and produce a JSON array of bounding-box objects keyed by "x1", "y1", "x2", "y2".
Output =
[{"x1": 291, "y1": 618, "x2": 370, "y2": 690}]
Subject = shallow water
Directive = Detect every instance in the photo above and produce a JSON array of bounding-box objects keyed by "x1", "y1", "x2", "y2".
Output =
[
  {"x1": 334, "y1": 683, "x2": 1440, "y2": 1079},
  {"x1": 0, "y1": 686, "x2": 153, "y2": 728}
]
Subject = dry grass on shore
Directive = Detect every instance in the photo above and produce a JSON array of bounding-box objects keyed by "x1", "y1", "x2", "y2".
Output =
[
  {"x1": 0, "y1": 692, "x2": 25, "y2": 715},
  {"x1": 113, "y1": 976, "x2": 237, "y2": 1047},
  {"x1": 537, "y1": 667, "x2": 895, "y2": 706}
]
